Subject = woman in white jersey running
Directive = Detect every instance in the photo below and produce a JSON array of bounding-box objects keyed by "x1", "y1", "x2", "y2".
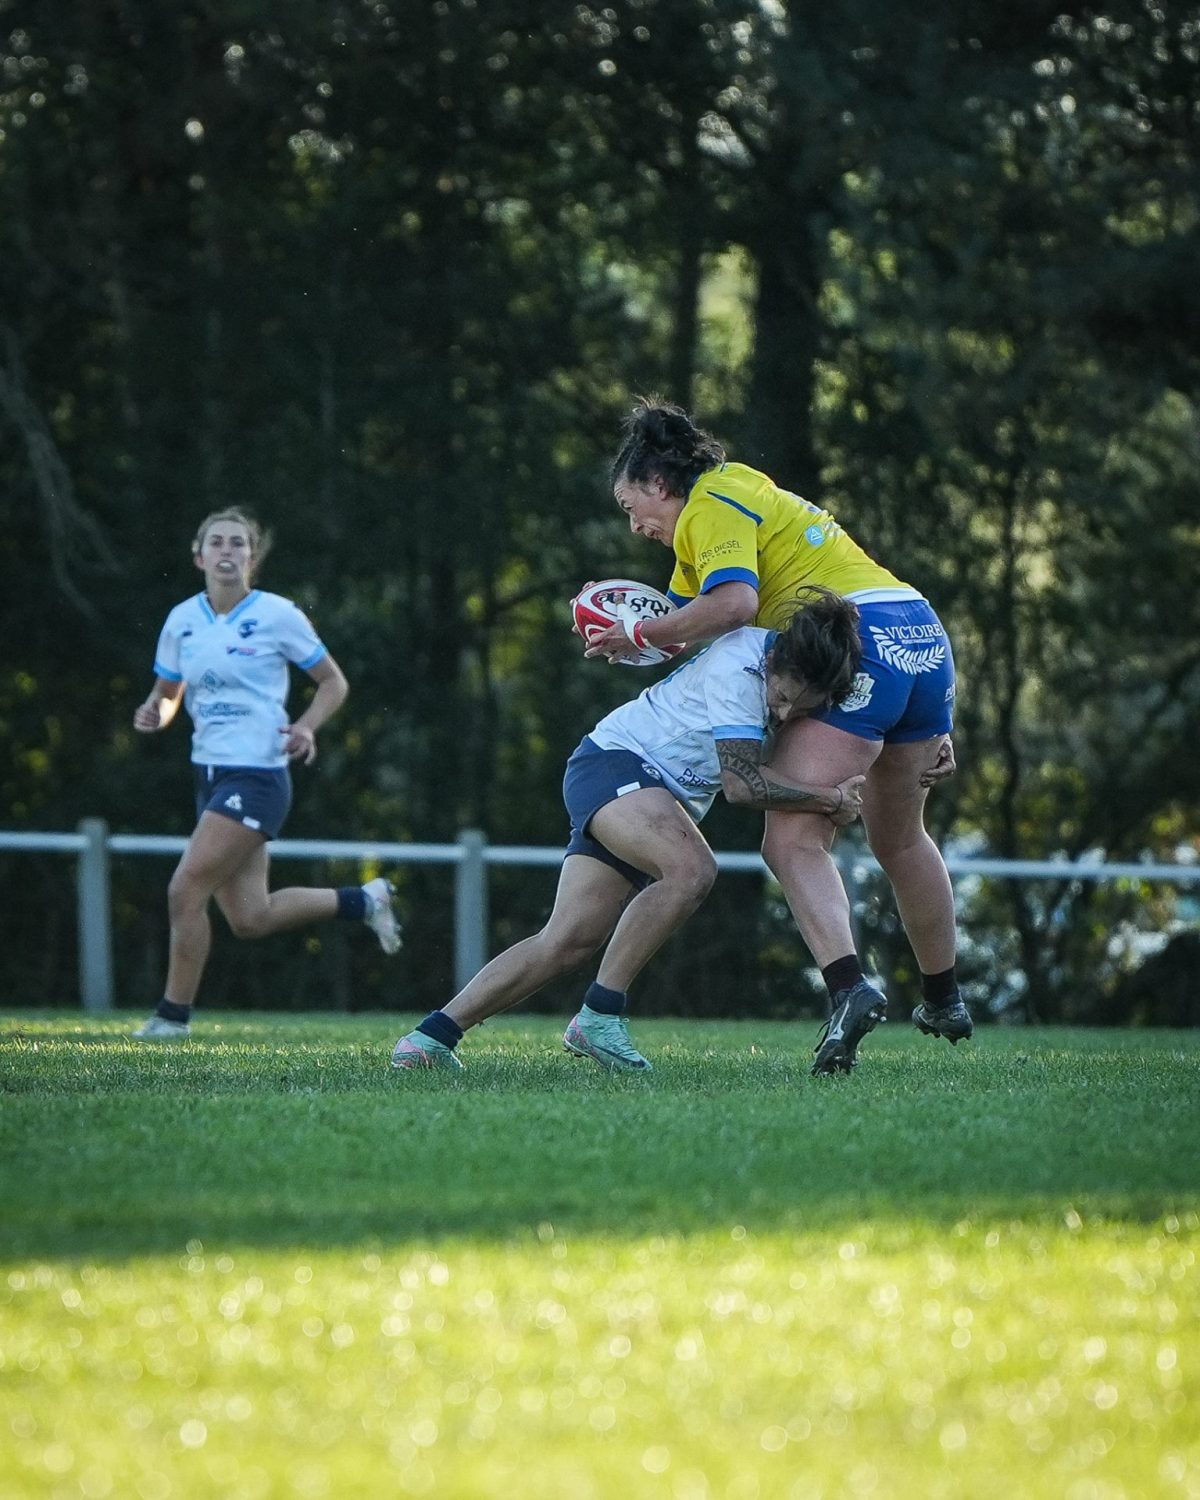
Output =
[
  {"x1": 391, "y1": 588, "x2": 867, "y2": 1073},
  {"x1": 130, "y1": 508, "x2": 400, "y2": 1041}
]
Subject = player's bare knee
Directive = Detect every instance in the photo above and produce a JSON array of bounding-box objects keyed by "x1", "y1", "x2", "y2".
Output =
[
  {"x1": 537, "y1": 924, "x2": 603, "y2": 972},
  {"x1": 664, "y1": 853, "x2": 716, "y2": 909},
  {"x1": 167, "y1": 871, "x2": 208, "y2": 921}
]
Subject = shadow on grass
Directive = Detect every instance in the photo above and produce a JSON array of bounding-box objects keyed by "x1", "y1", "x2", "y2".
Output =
[{"x1": 3, "y1": 1031, "x2": 1199, "y2": 1260}]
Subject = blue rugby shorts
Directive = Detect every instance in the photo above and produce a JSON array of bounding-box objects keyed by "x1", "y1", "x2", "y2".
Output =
[
  {"x1": 193, "y1": 764, "x2": 293, "y2": 839},
  {"x1": 811, "y1": 596, "x2": 956, "y2": 742}
]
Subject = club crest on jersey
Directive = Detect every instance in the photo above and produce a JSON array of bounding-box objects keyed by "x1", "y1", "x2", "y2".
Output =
[
  {"x1": 199, "y1": 670, "x2": 224, "y2": 693},
  {"x1": 840, "y1": 672, "x2": 874, "y2": 713}
]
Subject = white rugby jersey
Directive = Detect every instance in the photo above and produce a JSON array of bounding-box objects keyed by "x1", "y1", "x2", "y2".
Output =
[
  {"x1": 153, "y1": 590, "x2": 328, "y2": 768},
  {"x1": 589, "y1": 627, "x2": 774, "y2": 820}
]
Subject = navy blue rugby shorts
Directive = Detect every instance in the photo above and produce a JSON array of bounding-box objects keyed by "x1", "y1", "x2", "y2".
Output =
[
  {"x1": 561, "y1": 737, "x2": 677, "y2": 891},
  {"x1": 193, "y1": 765, "x2": 293, "y2": 839}
]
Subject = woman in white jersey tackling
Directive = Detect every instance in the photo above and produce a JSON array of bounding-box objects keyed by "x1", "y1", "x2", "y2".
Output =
[
  {"x1": 586, "y1": 399, "x2": 970, "y2": 1076},
  {"x1": 391, "y1": 588, "x2": 865, "y2": 1073},
  {"x1": 130, "y1": 509, "x2": 400, "y2": 1041}
]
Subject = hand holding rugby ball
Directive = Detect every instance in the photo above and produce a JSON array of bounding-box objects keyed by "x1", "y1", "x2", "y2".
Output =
[{"x1": 571, "y1": 579, "x2": 684, "y2": 668}]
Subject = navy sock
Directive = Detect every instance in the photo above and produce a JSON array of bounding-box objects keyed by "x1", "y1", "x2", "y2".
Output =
[
  {"x1": 155, "y1": 999, "x2": 192, "y2": 1023},
  {"x1": 336, "y1": 886, "x2": 369, "y2": 921},
  {"x1": 416, "y1": 1010, "x2": 464, "y2": 1048},
  {"x1": 584, "y1": 981, "x2": 627, "y2": 1015},
  {"x1": 921, "y1": 966, "x2": 959, "y2": 1007},
  {"x1": 821, "y1": 955, "x2": 864, "y2": 1002}
]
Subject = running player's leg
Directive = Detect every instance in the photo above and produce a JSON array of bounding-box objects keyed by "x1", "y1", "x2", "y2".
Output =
[
  {"x1": 762, "y1": 716, "x2": 880, "y2": 967},
  {"x1": 861, "y1": 738, "x2": 955, "y2": 974},
  {"x1": 762, "y1": 717, "x2": 889, "y2": 1073},
  {"x1": 447, "y1": 855, "x2": 634, "y2": 1028},
  {"x1": 587, "y1": 787, "x2": 717, "y2": 989},
  {"x1": 559, "y1": 786, "x2": 715, "y2": 1071},
  {"x1": 214, "y1": 843, "x2": 336, "y2": 937},
  {"x1": 166, "y1": 814, "x2": 264, "y2": 1002},
  {"x1": 391, "y1": 854, "x2": 632, "y2": 1069},
  {"x1": 863, "y1": 738, "x2": 973, "y2": 1043}
]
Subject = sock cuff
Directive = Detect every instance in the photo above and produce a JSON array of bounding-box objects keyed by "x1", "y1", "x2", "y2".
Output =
[{"x1": 583, "y1": 981, "x2": 627, "y2": 1015}]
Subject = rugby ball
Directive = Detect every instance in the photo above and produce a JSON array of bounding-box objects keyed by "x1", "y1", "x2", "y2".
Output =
[{"x1": 571, "y1": 579, "x2": 684, "y2": 668}]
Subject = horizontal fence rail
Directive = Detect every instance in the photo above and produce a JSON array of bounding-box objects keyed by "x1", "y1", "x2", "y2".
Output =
[{"x1": 2, "y1": 822, "x2": 1198, "y2": 1013}]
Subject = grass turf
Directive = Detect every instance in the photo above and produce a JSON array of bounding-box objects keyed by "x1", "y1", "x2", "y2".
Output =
[{"x1": 1, "y1": 1012, "x2": 1197, "y2": 1500}]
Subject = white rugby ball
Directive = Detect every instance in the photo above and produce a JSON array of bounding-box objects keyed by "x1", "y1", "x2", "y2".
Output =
[{"x1": 571, "y1": 579, "x2": 684, "y2": 667}]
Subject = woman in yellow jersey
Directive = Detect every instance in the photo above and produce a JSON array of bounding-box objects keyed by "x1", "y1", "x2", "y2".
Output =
[{"x1": 586, "y1": 399, "x2": 972, "y2": 1075}]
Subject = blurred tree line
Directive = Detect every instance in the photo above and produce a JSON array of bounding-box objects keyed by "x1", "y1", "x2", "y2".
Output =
[{"x1": 1, "y1": 0, "x2": 1197, "y2": 1024}]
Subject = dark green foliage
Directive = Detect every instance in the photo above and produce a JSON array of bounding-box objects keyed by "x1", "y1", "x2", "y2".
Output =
[{"x1": 0, "y1": 2, "x2": 1196, "y2": 1018}]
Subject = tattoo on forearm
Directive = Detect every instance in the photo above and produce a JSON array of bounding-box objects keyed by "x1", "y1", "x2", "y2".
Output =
[{"x1": 716, "y1": 740, "x2": 830, "y2": 812}]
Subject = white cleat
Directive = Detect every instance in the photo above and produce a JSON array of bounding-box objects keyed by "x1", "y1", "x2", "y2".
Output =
[
  {"x1": 363, "y1": 877, "x2": 403, "y2": 955},
  {"x1": 132, "y1": 1016, "x2": 191, "y2": 1041}
]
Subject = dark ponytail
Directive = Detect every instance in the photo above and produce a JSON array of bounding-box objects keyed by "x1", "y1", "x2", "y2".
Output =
[
  {"x1": 767, "y1": 587, "x2": 863, "y2": 707},
  {"x1": 609, "y1": 397, "x2": 725, "y2": 497}
]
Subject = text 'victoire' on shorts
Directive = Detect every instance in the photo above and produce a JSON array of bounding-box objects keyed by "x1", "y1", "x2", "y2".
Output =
[{"x1": 811, "y1": 596, "x2": 956, "y2": 743}]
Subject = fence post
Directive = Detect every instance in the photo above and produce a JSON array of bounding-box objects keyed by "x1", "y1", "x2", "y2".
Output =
[
  {"x1": 454, "y1": 828, "x2": 488, "y2": 993},
  {"x1": 77, "y1": 817, "x2": 114, "y2": 1013}
]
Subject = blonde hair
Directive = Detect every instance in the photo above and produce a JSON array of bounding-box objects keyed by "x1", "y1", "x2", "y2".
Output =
[{"x1": 191, "y1": 508, "x2": 273, "y2": 580}]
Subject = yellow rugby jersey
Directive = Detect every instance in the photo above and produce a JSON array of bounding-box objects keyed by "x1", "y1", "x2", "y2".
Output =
[{"x1": 666, "y1": 462, "x2": 912, "y2": 629}]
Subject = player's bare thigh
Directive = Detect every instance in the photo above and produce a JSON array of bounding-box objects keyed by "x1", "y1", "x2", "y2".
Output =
[
  {"x1": 172, "y1": 811, "x2": 265, "y2": 899},
  {"x1": 860, "y1": 737, "x2": 946, "y2": 853},
  {"x1": 764, "y1": 717, "x2": 881, "y2": 849},
  {"x1": 590, "y1": 786, "x2": 715, "y2": 882}
]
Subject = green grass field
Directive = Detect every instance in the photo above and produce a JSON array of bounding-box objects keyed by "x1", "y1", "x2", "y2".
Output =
[{"x1": 1, "y1": 1013, "x2": 1197, "y2": 1500}]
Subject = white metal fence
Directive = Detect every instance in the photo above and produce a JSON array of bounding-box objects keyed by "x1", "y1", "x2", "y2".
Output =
[{"x1": 2, "y1": 822, "x2": 1198, "y2": 1012}]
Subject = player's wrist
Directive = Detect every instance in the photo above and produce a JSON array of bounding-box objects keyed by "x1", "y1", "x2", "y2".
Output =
[{"x1": 630, "y1": 619, "x2": 649, "y2": 651}]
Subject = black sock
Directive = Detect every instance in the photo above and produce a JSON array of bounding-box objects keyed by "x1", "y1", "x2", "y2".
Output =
[
  {"x1": 921, "y1": 966, "x2": 958, "y2": 1007},
  {"x1": 155, "y1": 999, "x2": 192, "y2": 1023},
  {"x1": 583, "y1": 981, "x2": 627, "y2": 1015},
  {"x1": 821, "y1": 955, "x2": 864, "y2": 1002},
  {"x1": 416, "y1": 1010, "x2": 464, "y2": 1048},
  {"x1": 336, "y1": 886, "x2": 368, "y2": 921}
]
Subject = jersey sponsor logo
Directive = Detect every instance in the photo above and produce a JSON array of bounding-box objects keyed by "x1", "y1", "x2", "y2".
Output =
[
  {"x1": 870, "y1": 626, "x2": 946, "y2": 675},
  {"x1": 698, "y1": 538, "x2": 744, "y2": 564},
  {"x1": 237, "y1": 619, "x2": 259, "y2": 638},
  {"x1": 226, "y1": 645, "x2": 259, "y2": 656},
  {"x1": 197, "y1": 701, "x2": 251, "y2": 720},
  {"x1": 840, "y1": 672, "x2": 874, "y2": 713},
  {"x1": 675, "y1": 767, "x2": 713, "y2": 789},
  {"x1": 742, "y1": 662, "x2": 765, "y2": 681},
  {"x1": 805, "y1": 524, "x2": 825, "y2": 546},
  {"x1": 224, "y1": 793, "x2": 244, "y2": 811}
]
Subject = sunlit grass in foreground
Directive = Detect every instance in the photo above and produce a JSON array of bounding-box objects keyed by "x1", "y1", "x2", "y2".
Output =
[{"x1": 1, "y1": 1013, "x2": 1197, "y2": 1500}]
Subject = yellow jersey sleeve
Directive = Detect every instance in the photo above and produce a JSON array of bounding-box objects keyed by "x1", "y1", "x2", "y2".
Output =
[{"x1": 672, "y1": 492, "x2": 762, "y2": 598}]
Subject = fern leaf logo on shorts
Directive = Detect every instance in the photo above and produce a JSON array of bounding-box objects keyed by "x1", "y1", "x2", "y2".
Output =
[
  {"x1": 870, "y1": 628, "x2": 947, "y2": 675},
  {"x1": 640, "y1": 762, "x2": 663, "y2": 781},
  {"x1": 225, "y1": 794, "x2": 243, "y2": 811},
  {"x1": 840, "y1": 672, "x2": 874, "y2": 713}
]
